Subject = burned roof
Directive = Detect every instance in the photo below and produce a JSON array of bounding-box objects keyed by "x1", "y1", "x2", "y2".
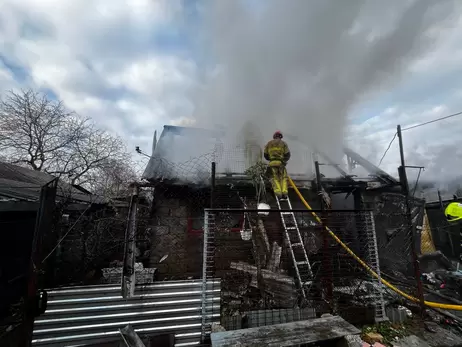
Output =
[
  {"x1": 0, "y1": 162, "x2": 105, "y2": 204},
  {"x1": 142, "y1": 125, "x2": 400, "y2": 190},
  {"x1": 142, "y1": 125, "x2": 313, "y2": 184}
]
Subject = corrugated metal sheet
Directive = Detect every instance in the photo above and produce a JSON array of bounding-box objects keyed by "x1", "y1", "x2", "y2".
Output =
[{"x1": 33, "y1": 279, "x2": 221, "y2": 347}]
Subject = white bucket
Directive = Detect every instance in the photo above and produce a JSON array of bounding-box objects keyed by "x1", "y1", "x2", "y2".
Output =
[{"x1": 257, "y1": 202, "x2": 270, "y2": 216}]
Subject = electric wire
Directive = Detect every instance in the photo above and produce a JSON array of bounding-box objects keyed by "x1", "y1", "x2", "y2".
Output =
[
  {"x1": 412, "y1": 167, "x2": 423, "y2": 198},
  {"x1": 377, "y1": 110, "x2": 462, "y2": 167},
  {"x1": 377, "y1": 132, "x2": 397, "y2": 167},
  {"x1": 402, "y1": 111, "x2": 462, "y2": 131},
  {"x1": 41, "y1": 203, "x2": 93, "y2": 263}
]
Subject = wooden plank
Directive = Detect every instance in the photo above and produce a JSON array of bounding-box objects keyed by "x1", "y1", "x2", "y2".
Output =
[
  {"x1": 256, "y1": 218, "x2": 271, "y2": 256},
  {"x1": 211, "y1": 316, "x2": 360, "y2": 347},
  {"x1": 230, "y1": 262, "x2": 294, "y2": 284},
  {"x1": 267, "y1": 242, "x2": 282, "y2": 272}
]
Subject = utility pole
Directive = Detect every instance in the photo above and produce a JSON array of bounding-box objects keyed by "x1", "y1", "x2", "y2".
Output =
[{"x1": 397, "y1": 125, "x2": 426, "y2": 314}]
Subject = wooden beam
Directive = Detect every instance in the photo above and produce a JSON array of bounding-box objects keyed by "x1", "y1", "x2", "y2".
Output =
[
  {"x1": 266, "y1": 242, "x2": 282, "y2": 272},
  {"x1": 256, "y1": 218, "x2": 271, "y2": 257},
  {"x1": 230, "y1": 262, "x2": 294, "y2": 285},
  {"x1": 211, "y1": 316, "x2": 360, "y2": 347},
  {"x1": 230, "y1": 262, "x2": 297, "y2": 307}
]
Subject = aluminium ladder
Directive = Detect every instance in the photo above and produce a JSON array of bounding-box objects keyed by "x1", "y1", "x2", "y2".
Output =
[{"x1": 275, "y1": 195, "x2": 313, "y2": 299}]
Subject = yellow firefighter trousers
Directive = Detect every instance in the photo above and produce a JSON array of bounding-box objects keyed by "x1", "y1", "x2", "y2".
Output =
[{"x1": 269, "y1": 161, "x2": 288, "y2": 196}]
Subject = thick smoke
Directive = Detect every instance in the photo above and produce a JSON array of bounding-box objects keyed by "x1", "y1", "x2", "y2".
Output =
[{"x1": 188, "y1": 0, "x2": 455, "y2": 177}]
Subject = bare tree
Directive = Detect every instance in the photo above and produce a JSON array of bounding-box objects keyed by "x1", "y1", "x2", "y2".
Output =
[
  {"x1": 0, "y1": 89, "x2": 87, "y2": 171},
  {"x1": 0, "y1": 89, "x2": 132, "y2": 189},
  {"x1": 85, "y1": 158, "x2": 138, "y2": 198},
  {"x1": 46, "y1": 124, "x2": 127, "y2": 186}
]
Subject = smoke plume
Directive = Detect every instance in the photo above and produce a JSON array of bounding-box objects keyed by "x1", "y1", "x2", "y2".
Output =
[{"x1": 189, "y1": 0, "x2": 455, "y2": 176}]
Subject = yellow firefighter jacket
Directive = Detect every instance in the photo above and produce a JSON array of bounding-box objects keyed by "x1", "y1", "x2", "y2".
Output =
[{"x1": 264, "y1": 139, "x2": 291, "y2": 166}]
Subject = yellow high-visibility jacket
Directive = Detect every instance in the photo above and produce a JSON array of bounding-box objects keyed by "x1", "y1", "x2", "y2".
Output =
[
  {"x1": 445, "y1": 202, "x2": 462, "y2": 222},
  {"x1": 264, "y1": 139, "x2": 291, "y2": 165}
]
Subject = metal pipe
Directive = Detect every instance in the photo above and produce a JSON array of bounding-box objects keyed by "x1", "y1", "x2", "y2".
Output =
[
  {"x1": 210, "y1": 162, "x2": 216, "y2": 208},
  {"x1": 201, "y1": 211, "x2": 210, "y2": 343}
]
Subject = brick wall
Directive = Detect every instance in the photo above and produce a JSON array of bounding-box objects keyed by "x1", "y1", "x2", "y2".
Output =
[{"x1": 149, "y1": 198, "x2": 201, "y2": 278}]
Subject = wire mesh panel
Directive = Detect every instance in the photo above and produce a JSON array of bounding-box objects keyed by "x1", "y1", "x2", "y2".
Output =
[
  {"x1": 201, "y1": 208, "x2": 386, "y2": 339},
  {"x1": 368, "y1": 193, "x2": 430, "y2": 316},
  {"x1": 143, "y1": 142, "x2": 313, "y2": 183}
]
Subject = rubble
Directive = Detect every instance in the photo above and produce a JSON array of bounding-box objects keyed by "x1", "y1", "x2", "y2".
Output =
[
  {"x1": 419, "y1": 251, "x2": 453, "y2": 273},
  {"x1": 211, "y1": 323, "x2": 226, "y2": 333},
  {"x1": 221, "y1": 212, "x2": 301, "y2": 315},
  {"x1": 229, "y1": 261, "x2": 298, "y2": 308},
  {"x1": 363, "y1": 332, "x2": 384, "y2": 344},
  {"x1": 391, "y1": 335, "x2": 431, "y2": 347},
  {"x1": 101, "y1": 262, "x2": 157, "y2": 284},
  {"x1": 385, "y1": 306, "x2": 411, "y2": 324}
]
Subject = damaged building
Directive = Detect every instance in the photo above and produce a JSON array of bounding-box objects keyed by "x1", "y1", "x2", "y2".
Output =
[
  {"x1": 142, "y1": 125, "x2": 427, "y2": 278},
  {"x1": 25, "y1": 125, "x2": 462, "y2": 347},
  {"x1": 139, "y1": 126, "x2": 428, "y2": 329}
]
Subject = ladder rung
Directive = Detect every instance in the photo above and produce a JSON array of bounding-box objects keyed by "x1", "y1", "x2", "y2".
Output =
[
  {"x1": 297, "y1": 261, "x2": 309, "y2": 265},
  {"x1": 281, "y1": 212, "x2": 292, "y2": 215},
  {"x1": 286, "y1": 226, "x2": 297, "y2": 230},
  {"x1": 291, "y1": 242, "x2": 303, "y2": 247}
]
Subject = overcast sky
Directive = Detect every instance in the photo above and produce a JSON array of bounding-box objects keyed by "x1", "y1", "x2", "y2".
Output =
[{"x1": 1, "y1": 0, "x2": 462, "y2": 184}]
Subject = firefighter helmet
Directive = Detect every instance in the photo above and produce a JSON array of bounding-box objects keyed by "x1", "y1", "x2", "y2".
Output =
[{"x1": 273, "y1": 131, "x2": 283, "y2": 139}]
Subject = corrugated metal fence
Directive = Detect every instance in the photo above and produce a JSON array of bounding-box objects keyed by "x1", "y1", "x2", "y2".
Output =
[{"x1": 33, "y1": 279, "x2": 220, "y2": 347}]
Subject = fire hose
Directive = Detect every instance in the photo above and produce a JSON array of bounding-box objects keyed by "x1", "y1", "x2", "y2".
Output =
[{"x1": 288, "y1": 176, "x2": 462, "y2": 311}]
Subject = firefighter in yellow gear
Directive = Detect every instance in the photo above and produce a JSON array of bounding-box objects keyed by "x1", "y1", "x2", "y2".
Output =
[
  {"x1": 264, "y1": 131, "x2": 291, "y2": 198},
  {"x1": 445, "y1": 202, "x2": 462, "y2": 223}
]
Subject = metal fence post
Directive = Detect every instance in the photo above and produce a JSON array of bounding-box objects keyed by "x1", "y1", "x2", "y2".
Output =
[
  {"x1": 367, "y1": 211, "x2": 387, "y2": 322},
  {"x1": 122, "y1": 185, "x2": 139, "y2": 299},
  {"x1": 23, "y1": 179, "x2": 58, "y2": 347},
  {"x1": 211, "y1": 162, "x2": 216, "y2": 208},
  {"x1": 397, "y1": 125, "x2": 426, "y2": 315},
  {"x1": 201, "y1": 209, "x2": 210, "y2": 342},
  {"x1": 315, "y1": 161, "x2": 333, "y2": 307}
]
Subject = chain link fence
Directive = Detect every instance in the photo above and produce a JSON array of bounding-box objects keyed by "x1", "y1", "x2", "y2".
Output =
[
  {"x1": 365, "y1": 193, "x2": 430, "y2": 313},
  {"x1": 143, "y1": 141, "x2": 313, "y2": 184},
  {"x1": 200, "y1": 208, "x2": 388, "y2": 337}
]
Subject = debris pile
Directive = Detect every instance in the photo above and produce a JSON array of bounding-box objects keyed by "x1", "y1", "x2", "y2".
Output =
[
  {"x1": 101, "y1": 261, "x2": 157, "y2": 284},
  {"x1": 220, "y1": 211, "x2": 301, "y2": 317}
]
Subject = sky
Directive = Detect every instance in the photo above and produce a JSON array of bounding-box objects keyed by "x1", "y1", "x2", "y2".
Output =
[{"x1": 1, "y1": 0, "x2": 462, "y2": 186}]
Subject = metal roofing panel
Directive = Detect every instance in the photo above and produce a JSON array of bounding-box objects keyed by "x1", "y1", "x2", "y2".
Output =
[
  {"x1": 33, "y1": 280, "x2": 221, "y2": 347},
  {"x1": 0, "y1": 162, "x2": 106, "y2": 203}
]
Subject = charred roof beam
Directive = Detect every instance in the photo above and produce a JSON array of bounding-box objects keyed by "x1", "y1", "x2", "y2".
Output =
[{"x1": 343, "y1": 147, "x2": 400, "y2": 186}]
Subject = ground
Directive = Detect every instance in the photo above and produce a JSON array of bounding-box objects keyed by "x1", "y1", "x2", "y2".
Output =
[{"x1": 360, "y1": 318, "x2": 462, "y2": 347}]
